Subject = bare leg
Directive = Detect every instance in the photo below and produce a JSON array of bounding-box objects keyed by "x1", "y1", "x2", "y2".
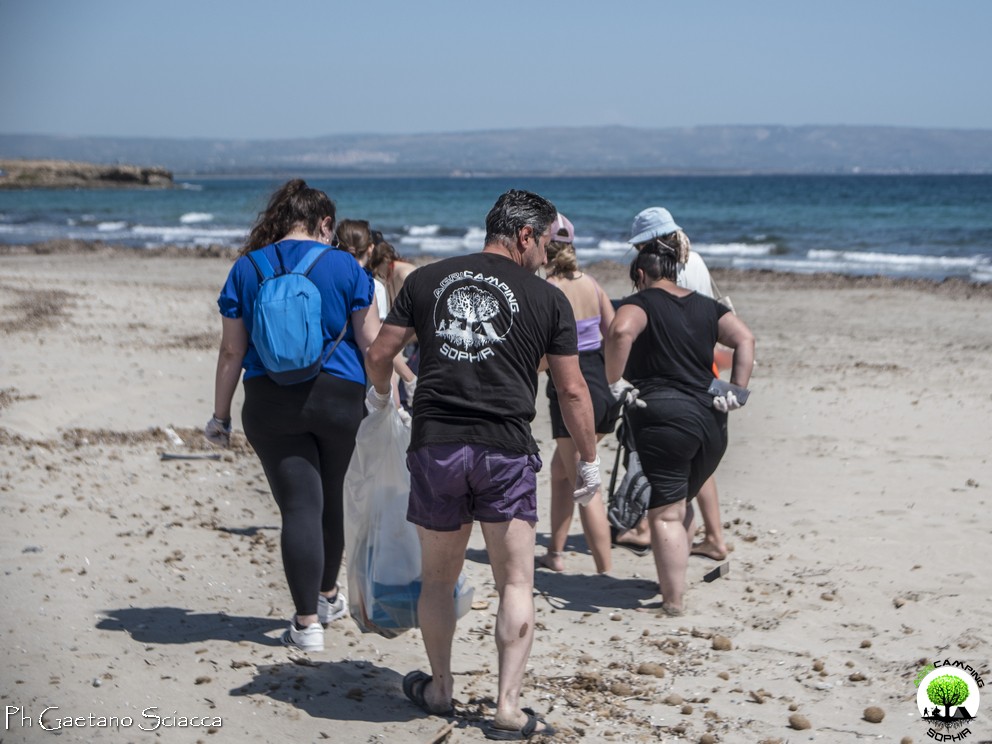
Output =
[
  {"x1": 690, "y1": 475, "x2": 729, "y2": 560},
  {"x1": 541, "y1": 437, "x2": 612, "y2": 573},
  {"x1": 480, "y1": 518, "x2": 549, "y2": 735},
  {"x1": 415, "y1": 523, "x2": 473, "y2": 713},
  {"x1": 537, "y1": 443, "x2": 571, "y2": 572},
  {"x1": 577, "y1": 488, "x2": 612, "y2": 574},
  {"x1": 647, "y1": 499, "x2": 691, "y2": 614}
]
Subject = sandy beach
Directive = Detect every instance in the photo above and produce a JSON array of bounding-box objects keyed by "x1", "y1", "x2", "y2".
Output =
[{"x1": 1, "y1": 242, "x2": 990, "y2": 743}]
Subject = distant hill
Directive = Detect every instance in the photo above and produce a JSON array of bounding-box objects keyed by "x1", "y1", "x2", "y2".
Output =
[{"x1": 2, "y1": 125, "x2": 991, "y2": 176}]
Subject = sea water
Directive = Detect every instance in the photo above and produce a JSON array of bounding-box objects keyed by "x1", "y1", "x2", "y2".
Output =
[{"x1": 1, "y1": 174, "x2": 990, "y2": 282}]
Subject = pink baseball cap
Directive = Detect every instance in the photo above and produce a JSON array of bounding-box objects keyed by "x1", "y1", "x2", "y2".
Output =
[{"x1": 548, "y1": 213, "x2": 574, "y2": 244}]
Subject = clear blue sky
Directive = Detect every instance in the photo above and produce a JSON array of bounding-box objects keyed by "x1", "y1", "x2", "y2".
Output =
[{"x1": 1, "y1": 0, "x2": 990, "y2": 139}]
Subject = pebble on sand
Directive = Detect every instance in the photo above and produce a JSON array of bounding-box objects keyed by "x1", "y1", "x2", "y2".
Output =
[
  {"x1": 863, "y1": 706, "x2": 885, "y2": 723},
  {"x1": 711, "y1": 635, "x2": 732, "y2": 651},
  {"x1": 636, "y1": 662, "x2": 666, "y2": 677},
  {"x1": 788, "y1": 713, "x2": 811, "y2": 730}
]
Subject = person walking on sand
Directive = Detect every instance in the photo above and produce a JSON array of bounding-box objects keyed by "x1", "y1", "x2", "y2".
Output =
[
  {"x1": 365, "y1": 189, "x2": 600, "y2": 739},
  {"x1": 205, "y1": 179, "x2": 380, "y2": 652},
  {"x1": 605, "y1": 227, "x2": 754, "y2": 616},
  {"x1": 613, "y1": 208, "x2": 734, "y2": 561},
  {"x1": 537, "y1": 213, "x2": 618, "y2": 574},
  {"x1": 335, "y1": 220, "x2": 417, "y2": 404},
  {"x1": 368, "y1": 239, "x2": 421, "y2": 409}
]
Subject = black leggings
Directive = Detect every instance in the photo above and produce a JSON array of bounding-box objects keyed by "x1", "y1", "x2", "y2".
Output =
[{"x1": 242, "y1": 373, "x2": 365, "y2": 617}]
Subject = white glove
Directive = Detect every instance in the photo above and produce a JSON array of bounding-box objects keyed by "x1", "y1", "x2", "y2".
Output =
[
  {"x1": 203, "y1": 415, "x2": 231, "y2": 448},
  {"x1": 712, "y1": 390, "x2": 742, "y2": 413},
  {"x1": 402, "y1": 375, "x2": 417, "y2": 404},
  {"x1": 609, "y1": 379, "x2": 646, "y2": 409},
  {"x1": 573, "y1": 456, "x2": 602, "y2": 506},
  {"x1": 365, "y1": 385, "x2": 392, "y2": 413},
  {"x1": 396, "y1": 407, "x2": 412, "y2": 427}
]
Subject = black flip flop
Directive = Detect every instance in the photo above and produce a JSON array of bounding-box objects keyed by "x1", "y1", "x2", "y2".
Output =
[
  {"x1": 402, "y1": 670, "x2": 454, "y2": 716},
  {"x1": 484, "y1": 707, "x2": 556, "y2": 740}
]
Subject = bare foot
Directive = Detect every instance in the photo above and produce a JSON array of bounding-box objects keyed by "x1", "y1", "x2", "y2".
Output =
[
  {"x1": 660, "y1": 602, "x2": 684, "y2": 617},
  {"x1": 537, "y1": 551, "x2": 564, "y2": 572},
  {"x1": 690, "y1": 539, "x2": 729, "y2": 561},
  {"x1": 613, "y1": 529, "x2": 650, "y2": 548}
]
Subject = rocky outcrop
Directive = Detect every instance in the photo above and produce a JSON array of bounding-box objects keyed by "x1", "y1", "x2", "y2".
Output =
[{"x1": 0, "y1": 159, "x2": 173, "y2": 189}]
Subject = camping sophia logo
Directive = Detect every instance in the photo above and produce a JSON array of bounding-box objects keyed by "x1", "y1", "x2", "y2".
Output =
[{"x1": 914, "y1": 660, "x2": 984, "y2": 741}]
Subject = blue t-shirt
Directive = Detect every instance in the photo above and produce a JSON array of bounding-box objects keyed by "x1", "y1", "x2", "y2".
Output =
[{"x1": 218, "y1": 240, "x2": 374, "y2": 385}]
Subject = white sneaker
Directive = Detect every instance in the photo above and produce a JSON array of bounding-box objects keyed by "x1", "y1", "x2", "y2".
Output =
[
  {"x1": 317, "y1": 588, "x2": 347, "y2": 626},
  {"x1": 282, "y1": 620, "x2": 324, "y2": 652}
]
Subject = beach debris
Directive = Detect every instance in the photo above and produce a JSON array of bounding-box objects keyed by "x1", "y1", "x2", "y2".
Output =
[
  {"x1": 610, "y1": 681, "x2": 634, "y2": 696},
  {"x1": 848, "y1": 671, "x2": 866, "y2": 682},
  {"x1": 788, "y1": 713, "x2": 811, "y2": 730},
  {"x1": 680, "y1": 704, "x2": 693, "y2": 715},
  {"x1": 635, "y1": 662, "x2": 666, "y2": 678},
  {"x1": 863, "y1": 706, "x2": 885, "y2": 723},
  {"x1": 703, "y1": 563, "x2": 730, "y2": 583},
  {"x1": 21, "y1": 545, "x2": 43, "y2": 553},
  {"x1": 163, "y1": 427, "x2": 185, "y2": 446},
  {"x1": 470, "y1": 599, "x2": 490, "y2": 611},
  {"x1": 699, "y1": 735, "x2": 717, "y2": 744},
  {"x1": 893, "y1": 596, "x2": 907, "y2": 608},
  {"x1": 811, "y1": 659, "x2": 825, "y2": 672},
  {"x1": 663, "y1": 693, "x2": 683, "y2": 706},
  {"x1": 711, "y1": 635, "x2": 732, "y2": 651},
  {"x1": 425, "y1": 721, "x2": 455, "y2": 744},
  {"x1": 859, "y1": 639, "x2": 872, "y2": 648}
]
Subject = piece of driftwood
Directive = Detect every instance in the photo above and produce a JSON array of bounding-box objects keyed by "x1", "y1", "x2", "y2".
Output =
[{"x1": 160, "y1": 452, "x2": 222, "y2": 461}]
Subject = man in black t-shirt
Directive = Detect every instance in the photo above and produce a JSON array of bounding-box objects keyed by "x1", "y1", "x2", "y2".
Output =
[{"x1": 366, "y1": 189, "x2": 599, "y2": 738}]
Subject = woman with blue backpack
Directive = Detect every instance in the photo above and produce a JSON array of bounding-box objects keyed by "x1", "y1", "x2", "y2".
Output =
[{"x1": 205, "y1": 179, "x2": 381, "y2": 651}]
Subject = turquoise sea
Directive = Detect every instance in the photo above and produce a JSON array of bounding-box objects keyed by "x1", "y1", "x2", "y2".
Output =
[{"x1": 1, "y1": 174, "x2": 990, "y2": 282}]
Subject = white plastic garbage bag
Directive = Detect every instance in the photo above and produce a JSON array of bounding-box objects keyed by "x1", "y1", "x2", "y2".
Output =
[{"x1": 343, "y1": 405, "x2": 473, "y2": 638}]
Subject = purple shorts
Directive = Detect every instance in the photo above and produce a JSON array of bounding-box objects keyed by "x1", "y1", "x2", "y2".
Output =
[{"x1": 406, "y1": 443, "x2": 542, "y2": 532}]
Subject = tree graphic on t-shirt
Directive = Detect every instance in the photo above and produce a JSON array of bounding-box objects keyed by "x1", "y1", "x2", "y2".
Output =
[
  {"x1": 926, "y1": 674, "x2": 969, "y2": 719},
  {"x1": 440, "y1": 286, "x2": 502, "y2": 349}
]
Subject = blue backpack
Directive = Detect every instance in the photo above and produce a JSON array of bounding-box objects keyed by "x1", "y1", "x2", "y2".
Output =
[{"x1": 247, "y1": 245, "x2": 346, "y2": 385}]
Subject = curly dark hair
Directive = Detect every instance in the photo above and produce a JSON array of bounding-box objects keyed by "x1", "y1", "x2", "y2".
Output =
[{"x1": 240, "y1": 179, "x2": 335, "y2": 256}]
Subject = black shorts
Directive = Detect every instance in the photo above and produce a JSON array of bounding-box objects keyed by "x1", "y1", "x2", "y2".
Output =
[
  {"x1": 627, "y1": 389, "x2": 728, "y2": 508},
  {"x1": 547, "y1": 348, "x2": 619, "y2": 440}
]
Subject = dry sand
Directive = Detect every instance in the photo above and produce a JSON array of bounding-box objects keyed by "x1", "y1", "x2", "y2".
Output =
[{"x1": 1, "y1": 244, "x2": 990, "y2": 743}]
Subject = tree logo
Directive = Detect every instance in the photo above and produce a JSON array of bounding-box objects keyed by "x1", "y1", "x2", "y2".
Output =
[{"x1": 915, "y1": 660, "x2": 984, "y2": 741}]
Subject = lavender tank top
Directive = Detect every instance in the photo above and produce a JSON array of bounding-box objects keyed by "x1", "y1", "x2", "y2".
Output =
[{"x1": 575, "y1": 315, "x2": 601, "y2": 352}]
